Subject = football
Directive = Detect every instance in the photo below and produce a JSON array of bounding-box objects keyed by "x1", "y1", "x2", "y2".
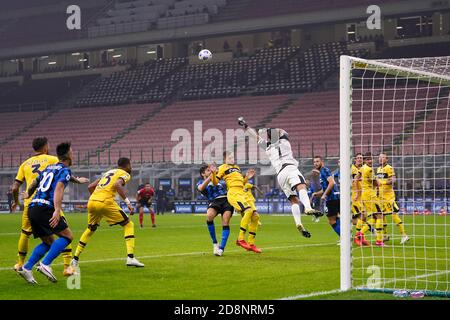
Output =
[{"x1": 198, "y1": 49, "x2": 212, "y2": 61}]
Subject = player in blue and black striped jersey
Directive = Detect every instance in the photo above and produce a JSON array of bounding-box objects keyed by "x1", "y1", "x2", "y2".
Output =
[
  {"x1": 17, "y1": 142, "x2": 89, "y2": 284},
  {"x1": 313, "y1": 156, "x2": 341, "y2": 238},
  {"x1": 197, "y1": 164, "x2": 234, "y2": 257}
]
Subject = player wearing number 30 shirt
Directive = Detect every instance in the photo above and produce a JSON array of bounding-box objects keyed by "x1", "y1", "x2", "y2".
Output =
[
  {"x1": 238, "y1": 117, "x2": 322, "y2": 238},
  {"x1": 72, "y1": 157, "x2": 145, "y2": 269}
]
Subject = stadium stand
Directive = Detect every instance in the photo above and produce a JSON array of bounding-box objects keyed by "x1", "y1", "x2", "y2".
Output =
[
  {"x1": 108, "y1": 95, "x2": 290, "y2": 164},
  {"x1": 254, "y1": 42, "x2": 368, "y2": 94},
  {"x1": 213, "y1": 0, "x2": 402, "y2": 22},
  {"x1": 0, "y1": 104, "x2": 160, "y2": 166},
  {"x1": 0, "y1": 2, "x2": 108, "y2": 47},
  {"x1": 88, "y1": 0, "x2": 226, "y2": 37},
  {"x1": 76, "y1": 57, "x2": 187, "y2": 106},
  {"x1": 0, "y1": 75, "x2": 99, "y2": 107}
]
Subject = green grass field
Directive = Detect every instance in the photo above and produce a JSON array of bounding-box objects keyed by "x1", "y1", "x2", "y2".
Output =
[{"x1": 0, "y1": 212, "x2": 448, "y2": 300}]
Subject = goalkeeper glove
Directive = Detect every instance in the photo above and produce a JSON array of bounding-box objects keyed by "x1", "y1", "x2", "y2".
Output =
[{"x1": 237, "y1": 117, "x2": 248, "y2": 129}]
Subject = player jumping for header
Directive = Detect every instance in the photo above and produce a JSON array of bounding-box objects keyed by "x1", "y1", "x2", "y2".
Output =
[{"x1": 237, "y1": 117, "x2": 322, "y2": 237}]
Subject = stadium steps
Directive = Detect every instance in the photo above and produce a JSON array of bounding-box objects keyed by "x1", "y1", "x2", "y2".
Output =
[
  {"x1": 392, "y1": 86, "x2": 450, "y2": 150},
  {"x1": 212, "y1": 0, "x2": 253, "y2": 22},
  {"x1": 134, "y1": 60, "x2": 189, "y2": 100},
  {"x1": 249, "y1": 47, "x2": 303, "y2": 89},
  {"x1": 84, "y1": 102, "x2": 173, "y2": 163},
  {"x1": 0, "y1": 108, "x2": 59, "y2": 148},
  {"x1": 256, "y1": 95, "x2": 301, "y2": 129}
]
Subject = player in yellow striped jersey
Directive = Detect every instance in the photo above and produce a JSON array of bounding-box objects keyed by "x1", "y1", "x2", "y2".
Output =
[
  {"x1": 376, "y1": 153, "x2": 409, "y2": 244},
  {"x1": 71, "y1": 157, "x2": 145, "y2": 268},
  {"x1": 352, "y1": 153, "x2": 370, "y2": 246},
  {"x1": 211, "y1": 151, "x2": 262, "y2": 253},
  {"x1": 11, "y1": 137, "x2": 89, "y2": 276},
  {"x1": 360, "y1": 152, "x2": 385, "y2": 247}
]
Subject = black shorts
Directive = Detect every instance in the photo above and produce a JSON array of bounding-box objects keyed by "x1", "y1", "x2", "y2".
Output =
[
  {"x1": 208, "y1": 197, "x2": 234, "y2": 215},
  {"x1": 28, "y1": 205, "x2": 69, "y2": 238},
  {"x1": 326, "y1": 199, "x2": 340, "y2": 217},
  {"x1": 139, "y1": 200, "x2": 152, "y2": 208}
]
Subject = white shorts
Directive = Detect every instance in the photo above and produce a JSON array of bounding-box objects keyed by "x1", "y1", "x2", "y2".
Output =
[{"x1": 277, "y1": 165, "x2": 306, "y2": 198}]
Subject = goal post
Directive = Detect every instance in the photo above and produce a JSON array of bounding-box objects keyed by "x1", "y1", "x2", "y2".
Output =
[{"x1": 339, "y1": 55, "x2": 450, "y2": 297}]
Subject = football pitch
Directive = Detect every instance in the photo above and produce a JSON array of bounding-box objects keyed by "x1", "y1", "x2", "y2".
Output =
[{"x1": 0, "y1": 213, "x2": 447, "y2": 300}]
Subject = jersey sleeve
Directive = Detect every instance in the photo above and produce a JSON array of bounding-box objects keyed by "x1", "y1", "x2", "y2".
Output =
[
  {"x1": 323, "y1": 168, "x2": 332, "y2": 179},
  {"x1": 216, "y1": 165, "x2": 226, "y2": 179},
  {"x1": 56, "y1": 169, "x2": 71, "y2": 187},
  {"x1": 119, "y1": 172, "x2": 131, "y2": 184},
  {"x1": 257, "y1": 137, "x2": 268, "y2": 149},
  {"x1": 388, "y1": 166, "x2": 395, "y2": 178},
  {"x1": 15, "y1": 162, "x2": 25, "y2": 183}
]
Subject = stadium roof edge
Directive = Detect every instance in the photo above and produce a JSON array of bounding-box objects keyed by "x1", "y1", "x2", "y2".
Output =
[{"x1": 0, "y1": 0, "x2": 448, "y2": 60}]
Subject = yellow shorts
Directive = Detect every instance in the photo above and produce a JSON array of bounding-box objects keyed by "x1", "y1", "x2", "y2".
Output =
[
  {"x1": 362, "y1": 196, "x2": 382, "y2": 217},
  {"x1": 87, "y1": 199, "x2": 128, "y2": 226},
  {"x1": 21, "y1": 204, "x2": 65, "y2": 234},
  {"x1": 227, "y1": 188, "x2": 253, "y2": 214},
  {"x1": 380, "y1": 199, "x2": 399, "y2": 215},
  {"x1": 351, "y1": 201, "x2": 362, "y2": 219},
  {"x1": 238, "y1": 200, "x2": 257, "y2": 216}
]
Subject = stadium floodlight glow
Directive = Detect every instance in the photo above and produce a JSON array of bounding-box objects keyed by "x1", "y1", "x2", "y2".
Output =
[
  {"x1": 340, "y1": 55, "x2": 450, "y2": 298},
  {"x1": 40, "y1": 56, "x2": 49, "y2": 59},
  {"x1": 396, "y1": 26, "x2": 403, "y2": 29},
  {"x1": 107, "y1": 49, "x2": 115, "y2": 52},
  {"x1": 112, "y1": 54, "x2": 122, "y2": 58},
  {"x1": 78, "y1": 58, "x2": 87, "y2": 62},
  {"x1": 71, "y1": 52, "x2": 81, "y2": 56},
  {"x1": 48, "y1": 61, "x2": 57, "y2": 65},
  {"x1": 146, "y1": 50, "x2": 156, "y2": 54}
]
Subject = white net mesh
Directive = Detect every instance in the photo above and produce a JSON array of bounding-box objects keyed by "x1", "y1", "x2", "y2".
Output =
[{"x1": 349, "y1": 56, "x2": 450, "y2": 296}]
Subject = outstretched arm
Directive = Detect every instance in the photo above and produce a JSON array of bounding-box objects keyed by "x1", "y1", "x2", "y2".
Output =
[
  {"x1": 238, "y1": 117, "x2": 266, "y2": 145},
  {"x1": 70, "y1": 176, "x2": 90, "y2": 184}
]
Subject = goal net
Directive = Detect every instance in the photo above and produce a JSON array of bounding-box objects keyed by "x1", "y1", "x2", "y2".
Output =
[{"x1": 340, "y1": 55, "x2": 450, "y2": 297}]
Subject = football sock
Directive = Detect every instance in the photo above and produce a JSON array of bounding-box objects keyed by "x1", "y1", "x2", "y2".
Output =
[
  {"x1": 356, "y1": 218, "x2": 363, "y2": 232},
  {"x1": 42, "y1": 237, "x2": 71, "y2": 266},
  {"x1": 291, "y1": 203, "x2": 302, "y2": 226},
  {"x1": 61, "y1": 244, "x2": 73, "y2": 268},
  {"x1": 392, "y1": 213, "x2": 406, "y2": 235},
  {"x1": 124, "y1": 221, "x2": 135, "y2": 257},
  {"x1": 139, "y1": 211, "x2": 144, "y2": 226},
  {"x1": 17, "y1": 230, "x2": 32, "y2": 265},
  {"x1": 376, "y1": 218, "x2": 383, "y2": 242},
  {"x1": 331, "y1": 218, "x2": 341, "y2": 236},
  {"x1": 219, "y1": 226, "x2": 230, "y2": 250},
  {"x1": 247, "y1": 213, "x2": 260, "y2": 245},
  {"x1": 150, "y1": 211, "x2": 155, "y2": 225},
  {"x1": 298, "y1": 189, "x2": 312, "y2": 211},
  {"x1": 239, "y1": 208, "x2": 253, "y2": 241},
  {"x1": 74, "y1": 228, "x2": 95, "y2": 259},
  {"x1": 383, "y1": 215, "x2": 388, "y2": 235},
  {"x1": 24, "y1": 242, "x2": 50, "y2": 270},
  {"x1": 360, "y1": 219, "x2": 370, "y2": 234},
  {"x1": 207, "y1": 220, "x2": 217, "y2": 244},
  {"x1": 367, "y1": 216, "x2": 376, "y2": 233}
]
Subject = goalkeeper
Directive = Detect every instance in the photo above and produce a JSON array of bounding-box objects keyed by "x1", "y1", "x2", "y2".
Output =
[{"x1": 238, "y1": 117, "x2": 322, "y2": 238}]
